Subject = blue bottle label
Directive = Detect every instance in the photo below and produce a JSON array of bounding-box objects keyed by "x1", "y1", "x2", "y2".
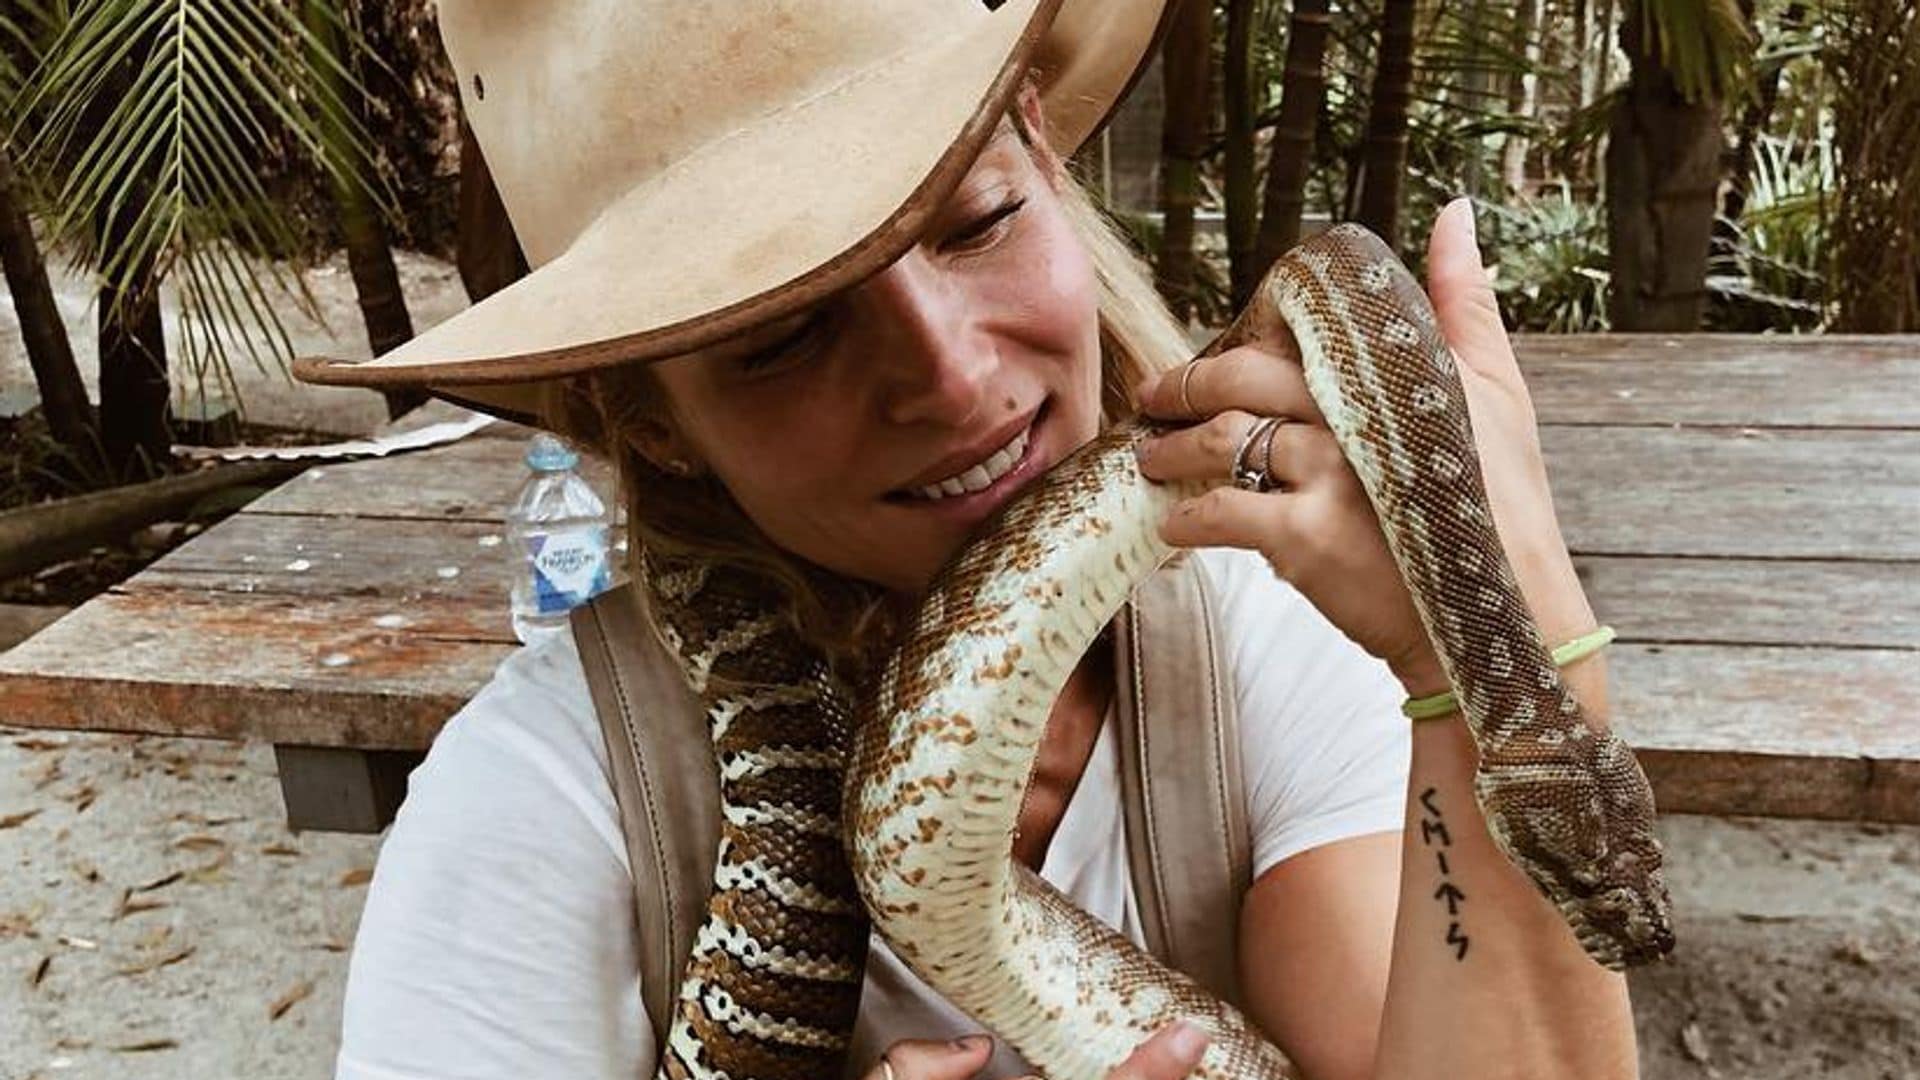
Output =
[{"x1": 528, "y1": 526, "x2": 610, "y2": 613}]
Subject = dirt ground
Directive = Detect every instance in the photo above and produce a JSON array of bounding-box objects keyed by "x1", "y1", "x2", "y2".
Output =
[{"x1": 1, "y1": 726, "x2": 1914, "y2": 1080}]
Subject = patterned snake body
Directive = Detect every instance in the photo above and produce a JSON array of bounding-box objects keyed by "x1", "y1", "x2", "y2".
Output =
[
  {"x1": 847, "y1": 225, "x2": 1673, "y2": 1078},
  {"x1": 647, "y1": 225, "x2": 1673, "y2": 1080}
]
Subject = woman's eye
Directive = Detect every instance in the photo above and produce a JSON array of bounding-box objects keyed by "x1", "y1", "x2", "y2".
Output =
[
  {"x1": 948, "y1": 197, "x2": 1026, "y2": 251},
  {"x1": 737, "y1": 319, "x2": 823, "y2": 374}
]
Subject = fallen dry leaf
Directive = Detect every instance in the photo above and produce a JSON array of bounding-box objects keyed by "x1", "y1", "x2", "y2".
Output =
[
  {"x1": 268, "y1": 978, "x2": 316, "y2": 1021},
  {"x1": 114, "y1": 889, "x2": 169, "y2": 920},
  {"x1": 0, "y1": 809, "x2": 42, "y2": 830},
  {"x1": 339, "y1": 867, "x2": 374, "y2": 888},
  {"x1": 26, "y1": 755, "x2": 63, "y2": 790},
  {"x1": 116, "y1": 944, "x2": 195, "y2": 977},
  {"x1": 134, "y1": 870, "x2": 184, "y2": 894},
  {"x1": 29, "y1": 954, "x2": 51, "y2": 988},
  {"x1": 62, "y1": 785, "x2": 97, "y2": 813},
  {"x1": 12, "y1": 737, "x2": 63, "y2": 751},
  {"x1": 172, "y1": 834, "x2": 228, "y2": 852},
  {"x1": 112, "y1": 1038, "x2": 180, "y2": 1053},
  {"x1": 1679, "y1": 1020, "x2": 1712, "y2": 1064},
  {"x1": 260, "y1": 843, "x2": 301, "y2": 858},
  {"x1": 57, "y1": 934, "x2": 97, "y2": 950}
]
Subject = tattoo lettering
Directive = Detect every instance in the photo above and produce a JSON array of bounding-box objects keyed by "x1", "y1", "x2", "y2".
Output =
[
  {"x1": 1418, "y1": 785, "x2": 1470, "y2": 961},
  {"x1": 1446, "y1": 920, "x2": 1471, "y2": 961}
]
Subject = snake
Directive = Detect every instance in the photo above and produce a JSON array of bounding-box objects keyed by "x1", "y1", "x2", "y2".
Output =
[{"x1": 644, "y1": 224, "x2": 1674, "y2": 1080}]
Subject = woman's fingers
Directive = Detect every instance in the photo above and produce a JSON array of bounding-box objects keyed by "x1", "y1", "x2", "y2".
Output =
[
  {"x1": 859, "y1": 1035, "x2": 994, "y2": 1080},
  {"x1": 1137, "y1": 344, "x2": 1321, "y2": 426},
  {"x1": 1137, "y1": 412, "x2": 1345, "y2": 493},
  {"x1": 1105, "y1": 1021, "x2": 1212, "y2": 1080}
]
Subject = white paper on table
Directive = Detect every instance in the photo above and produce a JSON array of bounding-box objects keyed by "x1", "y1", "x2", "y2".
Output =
[{"x1": 170, "y1": 409, "x2": 497, "y2": 462}]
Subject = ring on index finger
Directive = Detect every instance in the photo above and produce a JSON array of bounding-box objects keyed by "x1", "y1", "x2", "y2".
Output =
[
  {"x1": 879, "y1": 1056, "x2": 895, "y2": 1080},
  {"x1": 1232, "y1": 416, "x2": 1284, "y2": 492}
]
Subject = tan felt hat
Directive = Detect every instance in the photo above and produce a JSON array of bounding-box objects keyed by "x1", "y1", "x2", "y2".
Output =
[{"x1": 292, "y1": 0, "x2": 1171, "y2": 428}]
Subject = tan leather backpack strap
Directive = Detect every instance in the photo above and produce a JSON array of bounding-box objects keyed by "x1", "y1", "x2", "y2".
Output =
[
  {"x1": 570, "y1": 583, "x2": 719, "y2": 1051},
  {"x1": 1111, "y1": 553, "x2": 1251, "y2": 1004}
]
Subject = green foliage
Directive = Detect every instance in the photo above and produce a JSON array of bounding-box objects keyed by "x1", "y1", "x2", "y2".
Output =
[
  {"x1": 11, "y1": 0, "x2": 391, "y2": 408},
  {"x1": 1484, "y1": 185, "x2": 1611, "y2": 334},
  {"x1": 1707, "y1": 131, "x2": 1831, "y2": 330},
  {"x1": 1636, "y1": 0, "x2": 1754, "y2": 103}
]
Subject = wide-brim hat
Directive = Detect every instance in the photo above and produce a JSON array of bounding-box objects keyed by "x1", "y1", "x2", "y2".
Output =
[{"x1": 292, "y1": 0, "x2": 1171, "y2": 429}]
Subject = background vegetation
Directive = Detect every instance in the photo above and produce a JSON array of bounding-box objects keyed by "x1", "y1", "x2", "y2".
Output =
[{"x1": 1, "y1": 0, "x2": 1916, "y2": 504}]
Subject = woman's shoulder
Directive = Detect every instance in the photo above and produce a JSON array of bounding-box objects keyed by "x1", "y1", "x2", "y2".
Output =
[{"x1": 391, "y1": 628, "x2": 628, "y2": 872}]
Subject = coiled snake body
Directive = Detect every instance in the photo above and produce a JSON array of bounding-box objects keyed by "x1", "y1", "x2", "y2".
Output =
[{"x1": 649, "y1": 226, "x2": 1673, "y2": 1080}]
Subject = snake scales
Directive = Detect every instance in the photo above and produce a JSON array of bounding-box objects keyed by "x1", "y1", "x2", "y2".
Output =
[{"x1": 643, "y1": 225, "x2": 1674, "y2": 1080}]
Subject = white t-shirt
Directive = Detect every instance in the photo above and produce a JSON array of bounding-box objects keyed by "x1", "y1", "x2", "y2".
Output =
[{"x1": 334, "y1": 548, "x2": 1411, "y2": 1080}]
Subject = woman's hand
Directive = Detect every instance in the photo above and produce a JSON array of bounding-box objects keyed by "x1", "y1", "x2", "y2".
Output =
[
  {"x1": 1135, "y1": 199, "x2": 1594, "y2": 694},
  {"x1": 859, "y1": 1023, "x2": 1209, "y2": 1080}
]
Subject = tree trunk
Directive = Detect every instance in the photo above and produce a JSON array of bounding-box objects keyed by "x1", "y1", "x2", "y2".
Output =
[
  {"x1": 1355, "y1": 0, "x2": 1419, "y2": 249},
  {"x1": 1501, "y1": 0, "x2": 1544, "y2": 196},
  {"x1": 1154, "y1": 0, "x2": 1213, "y2": 323},
  {"x1": 95, "y1": 219, "x2": 172, "y2": 482},
  {"x1": 0, "y1": 144, "x2": 101, "y2": 477},
  {"x1": 1255, "y1": 0, "x2": 1332, "y2": 269},
  {"x1": 1223, "y1": 0, "x2": 1258, "y2": 308},
  {"x1": 1605, "y1": 5, "x2": 1725, "y2": 331},
  {"x1": 456, "y1": 118, "x2": 529, "y2": 304},
  {"x1": 305, "y1": 2, "x2": 422, "y2": 422}
]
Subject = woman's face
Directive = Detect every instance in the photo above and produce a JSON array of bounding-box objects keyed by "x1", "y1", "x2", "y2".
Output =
[{"x1": 647, "y1": 111, "x2": 1103, "y2": 595}]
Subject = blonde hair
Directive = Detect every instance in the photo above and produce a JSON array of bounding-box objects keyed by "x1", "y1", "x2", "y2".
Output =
[{"x1": 541, "y1": 99, "x2": 1191, "y2": 676}]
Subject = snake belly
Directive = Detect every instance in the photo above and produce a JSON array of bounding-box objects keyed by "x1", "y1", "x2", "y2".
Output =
[{"x1": 845, "y1": 225, "x2": 1673, "y2": 1080}]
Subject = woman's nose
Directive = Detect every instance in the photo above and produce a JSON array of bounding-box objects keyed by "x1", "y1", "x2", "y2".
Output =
[{"x1": 856, "y1": 254, "x2": 992, "y2": 427}]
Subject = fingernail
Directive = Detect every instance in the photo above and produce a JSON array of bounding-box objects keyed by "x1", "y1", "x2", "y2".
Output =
[
  {"x1": 1168, "y1": 1021, "x2": 1210, "y2": 1063},
  {"x1": 1453, "y1": 197, "x2": 1478, "y2": 245},
  {"x1": 953, "y1": 1034, "x2": 991, "y2": 1054},
  {"x1": 1133, "y1": 437, "x2": 1154, "y2": 463}
]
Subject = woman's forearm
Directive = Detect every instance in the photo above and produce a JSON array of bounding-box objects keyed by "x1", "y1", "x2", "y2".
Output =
[{"x1": 1372, "y1": 565, "x2": 1639, "y2": 1080}]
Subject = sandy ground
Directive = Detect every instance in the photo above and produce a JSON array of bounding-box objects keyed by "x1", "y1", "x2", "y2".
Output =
[{"x1": 1, "y1": 724, "x2": 1915, "y2": 1080}]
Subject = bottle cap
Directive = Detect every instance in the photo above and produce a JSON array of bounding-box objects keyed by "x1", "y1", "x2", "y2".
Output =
[{"x1": 525, "y1": 433, "x2": 579, "y2": 471}]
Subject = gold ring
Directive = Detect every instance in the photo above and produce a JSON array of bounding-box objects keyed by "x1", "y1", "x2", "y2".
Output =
[{"x1": 1178, "y1": 357, "x2": 1203, "y2": 417}]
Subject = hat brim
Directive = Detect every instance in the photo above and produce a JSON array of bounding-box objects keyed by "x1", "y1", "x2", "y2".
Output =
[{"x1": 294, "y1": 0, "x2": 1168, "y2": 429}]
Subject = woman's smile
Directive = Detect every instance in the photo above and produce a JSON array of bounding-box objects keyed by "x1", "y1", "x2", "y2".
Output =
[{"x1": 885, "y1": 399, "x2": 1053, "y2": 525}]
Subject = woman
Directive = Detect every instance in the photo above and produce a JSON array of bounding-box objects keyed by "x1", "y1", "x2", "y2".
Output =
[{"x1": 295, "y1": 2, "x2": 1640, "y2": 1078}]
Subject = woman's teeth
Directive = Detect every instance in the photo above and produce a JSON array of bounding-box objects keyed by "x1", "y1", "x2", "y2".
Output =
[{"x1": 914, "y1": 426, "x2": 1031, "y2": 501}]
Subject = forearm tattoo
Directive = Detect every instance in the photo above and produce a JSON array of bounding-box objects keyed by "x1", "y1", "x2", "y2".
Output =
[{"x1": 1419, "y1": 786, "x2": 1469, "y2": 961}]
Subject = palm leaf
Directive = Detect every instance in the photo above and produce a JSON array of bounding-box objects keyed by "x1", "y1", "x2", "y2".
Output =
[
  {"x1": 13, "y1": 0, "x2": 393, "y2": 407},
  {"x1": 1637, "y1": 0, "x2": 1754, "y2": 103}
]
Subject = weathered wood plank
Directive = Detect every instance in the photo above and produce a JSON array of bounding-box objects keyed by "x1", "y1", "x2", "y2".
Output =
[
  {"x1": 1611, "y1": 643, "x2": 1920, "y2": 821},
  {"x1": 1515, "y1": 334, "x2": 1920, "y2": 429},
  {"x1": 1542, "y1": 425, "x2": 1920, "y2": 560},
  {"x1": 131, "y1": 511, "x2": 527, "y2": 600},
  {"x1": 0, "y1": 589, "x2": 512, "y2": 748},
  {"x1": 244, "y1": 433, "x2": 615, "y2": 522},
  {"x1": 1579, "y1": 555, "x2": 1920, "y2": 650}
]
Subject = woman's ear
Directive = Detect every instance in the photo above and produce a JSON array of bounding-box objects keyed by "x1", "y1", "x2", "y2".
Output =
[
  {"x1": 624, "y1": 413, "x2": 704, "y2": 478},
  {"x1": 1012, "y1": 81, "x2": 1067, "y2": 192}
]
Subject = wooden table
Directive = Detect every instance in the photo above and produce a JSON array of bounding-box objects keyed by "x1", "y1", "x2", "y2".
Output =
[{"x1": 2, "y1": 336, "x2": 1917, "y2": 831}]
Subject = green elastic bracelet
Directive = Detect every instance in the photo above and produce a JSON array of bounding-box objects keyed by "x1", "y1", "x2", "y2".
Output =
[{"x1": 1400, "y1": 625, "x2": 1617, "y2": 721}]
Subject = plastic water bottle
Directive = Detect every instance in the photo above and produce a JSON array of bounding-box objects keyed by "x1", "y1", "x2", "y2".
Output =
[{"x1": 507, "y1": 434, "x2": 612, "y2": 645}]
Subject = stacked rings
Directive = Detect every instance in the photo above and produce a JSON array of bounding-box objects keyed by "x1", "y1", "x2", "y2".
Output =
[{"x1": 1232, "y1": 417, "x2": 1285, "y2": 492}]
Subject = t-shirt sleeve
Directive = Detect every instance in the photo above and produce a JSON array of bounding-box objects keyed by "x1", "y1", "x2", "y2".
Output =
[
  {"x1": 334, "y1": 631, "x2": 653, "y2": 1080},
  {"x1": 1196, "y1": 548, "x2": 1412, "y2": 880}
]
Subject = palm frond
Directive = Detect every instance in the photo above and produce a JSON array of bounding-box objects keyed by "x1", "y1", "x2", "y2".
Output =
[
  {"x1": 1637, "y1": 0, "x2": 1754, "y2": 103},
  {"x1": 14, "y1": 0, "x2": 392, "y2": 391}
]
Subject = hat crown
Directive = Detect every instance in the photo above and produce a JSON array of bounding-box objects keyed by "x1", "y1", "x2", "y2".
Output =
[{"x1": 438, "y1": 0, "x2": 988, "y2": 267}]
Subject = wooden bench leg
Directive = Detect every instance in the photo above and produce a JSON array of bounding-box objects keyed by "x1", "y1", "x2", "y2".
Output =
[{"x1": 274, "y1": 745, "x2": 425, "y2": 834}]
